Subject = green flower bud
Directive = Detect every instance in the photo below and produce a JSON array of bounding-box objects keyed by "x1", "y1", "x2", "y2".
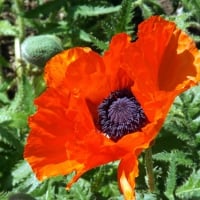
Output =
[{"x1": 21, "y1": 35, "x2": 63, "y2": 67}]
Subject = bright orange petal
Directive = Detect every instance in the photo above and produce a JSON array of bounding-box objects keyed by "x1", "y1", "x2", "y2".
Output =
[
  {"x1": 44, "y1": 47, "x2": 91, "y2": 88},
  {"x1": 24, "y1": 85, "x2": 128, "y2": 183},
  {"x1": 123, "y1": 16, "x2": 200, "y2": 121},
  {"x1": 103, "y1": 33, "x2": 133, "y2": 91},
  {"x1": 158, "y1": 27, "x2": 199, "y2": 91},
  {"x1": 24, "y1": 88, "x2": 79, "y2": 180},
  {"x1": 118, "y1": 154, "x2": 139, "y2": 200},
  {"x1": 24, "y1": 16, "x2": 200, "y2": 200}
]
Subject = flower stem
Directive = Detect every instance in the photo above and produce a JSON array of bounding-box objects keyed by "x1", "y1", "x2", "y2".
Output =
[
  {"x1": 14, "y1": 0, "x2": 25, "y2": 42},
  {"x1": 14, "y1": 0, "x2": 25, "y2": 77},
  {"x1": 145, "y1": 147, "x2": 155, "y2": 192}
]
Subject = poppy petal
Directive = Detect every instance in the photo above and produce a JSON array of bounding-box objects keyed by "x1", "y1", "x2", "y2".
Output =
[
  {"x1": 45, "y1": 47, "x2": 91, "y2": 88},
  {"x1": 24, "y1": 86, "x2": 129, "y2": 183},
  {"x1": 103, "y1": 33, "x2": 133, "y2": 91},
  {"x1": 118, "y1": 154, "x2": 139, "y2": 200},
  {"x1": 24, "y1": 16, "x2": 200, "y2": 200},
  {"x1": 123, "y1": 16, "x2": 200, "y2": 121}
]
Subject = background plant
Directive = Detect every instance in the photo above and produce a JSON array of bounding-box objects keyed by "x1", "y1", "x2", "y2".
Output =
[{"x1": 1, "y1": 0, "x2": 200, "y2": 199}]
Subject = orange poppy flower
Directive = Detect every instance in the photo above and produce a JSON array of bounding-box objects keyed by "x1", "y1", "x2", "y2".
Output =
[{"x1": 24, "y1": 16, "x2": 200, "y2": 200}]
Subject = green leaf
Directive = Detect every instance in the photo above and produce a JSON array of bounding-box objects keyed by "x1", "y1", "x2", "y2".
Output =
[
  {"x1": 112, "y1": 0, "x2": 135, "y2": 34},
  {"x1": 0, "y1": 192, "x2": 8, "y2": 200},
  {"x1": 0, "y1": 125, "x2": 23, "y2": 151},
  {"x1": 0, "y1": 82, "x2": 10, "y2": 105},
  {"x1": 164, "y1": 157, "x2": 176, "y2": 200},
  {"x1": 89, "y1": 35, "x2": 108, "y2": 51},
  {"x1": 70, "y1": 5, "x2": 121, "y2": 19},
  {"x1": 176, "y1": 170, "x2": 200, "y2": 199},
  {"x1": 153, "y1": 150, "x2": 193, "y2": 167},
  {"x1": 67, "y1": 178, "x2": 92, "y2": 200},
  {"x1": 140, "y1": 3, "x2": 153, "y2": 19},
  {"x1": 0, "y1": 20, "x2": 18, "y2": 36},
  {"x1": 0, "y1": 75, "x2": 35, "y2": 127},
  {"x1": 162, "y1": 85, "x2": 200, "y2": 148},
  {"x1": 153, "y1": 150, "x2": 194, "y2": 199},
  {"x1": 11, "y1": 161, "x2": 35, "y2": 186}
]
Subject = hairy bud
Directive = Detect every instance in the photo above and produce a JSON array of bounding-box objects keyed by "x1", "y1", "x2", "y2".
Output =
[{"x1": 21, "y1": 35, "x2": 63, "y2": 67}]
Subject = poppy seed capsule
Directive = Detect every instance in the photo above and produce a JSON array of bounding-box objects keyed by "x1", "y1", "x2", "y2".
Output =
[{"x1": 21, "y1": 35, "x2": 63, "y2": 67}]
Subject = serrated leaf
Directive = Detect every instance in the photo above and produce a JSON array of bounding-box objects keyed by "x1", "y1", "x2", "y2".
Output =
[
  {"x1": 153, "y1": 150, "x2": 193, "y2": 167},
  {"x1": 100, "y1": 0, "x2": 135, "y2": 39},
  {"x1": 79, "y1": 30, "x2": 92, "y2": 42},
  {"x1": 9, "y1": 76, "x2": 35, "y2": 114},
  {"x1": 67, "y1": 178, "x2": 92, "y2": 200},
  {"x1": 164, "y1": 158, "x2": 176, "y2": 200},
  {"x1": 99, "y1": 181, "x2": 120, "y2": 198},
  {"x1": 90, "y1": 35, "x2": 108, "y2": 51},
  {"x1": 0, "y1": 125, "x2": 22, "y2": 151},
  {"x1": 114, "y1": 0, "x2": 134, "y2": 34},
  {"x1": 0, "y1": 75, "x2": 35, "y2": 127},
  {"x1": 11, "y1": 160, "x2": 41, "y2": 194},
  {"x1": 176, "y1": 170, "x2": 200, "y2": 199},
  {"x1": 11, "y1": 160, "x2": 33, "y2": 186},
  {"x1": 70, "y1": 5, "x2": 121, "y2": 19},
  {"x1": 162, "y1": 85, "x2": 200, "y2": 147}
]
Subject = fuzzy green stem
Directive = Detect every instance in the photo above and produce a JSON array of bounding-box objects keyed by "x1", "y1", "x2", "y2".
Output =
[
  {"x1": 14, "y1": 0, "x2": 25, "y2": 42},
  {"x1": 14, "y1": 0, "x2": 25, "y2": 77},
  {"x1": 145, "y1": 148, "x2": 155, "y2": 192}
]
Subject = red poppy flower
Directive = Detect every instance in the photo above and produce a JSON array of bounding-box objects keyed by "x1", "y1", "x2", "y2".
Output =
[{"x1": 24, "y1": 16, "x2": 200, "y2": 200}]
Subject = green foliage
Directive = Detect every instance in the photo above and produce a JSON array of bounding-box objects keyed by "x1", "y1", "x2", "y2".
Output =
[
  {"x1": 0, "y1": 75, "x2": 35, "y2": 127},
  {"x1": 0, "y1": 20, "x2": 18, "y2": 36},
  {"x1": 150, "y1": 85, "x2": 200, "y2": 199},
  {"x1": 0, "y1": 192, "x2": 8, "y2": 200},
  {"x1": 176, "y1": 170, "x2": 200, "y2": 199},
  {"x1": 131, "y1": 85, "x2": 200, "y2": 199},
  {"x1": 89, "y1": 0, "x2": 137, "y2": 50},
  {"x1": 0, "y1": 75, "x2": 35, "y2": 191},
  {"x1": 111, "y1": 0, "x2": 134, "y2": 34},
  {"x1": 136, "y1": 192, "x2": 158, "y2": 200},
  {"x1": 139, "y1": 0, "x2": 164, "y2": 19},
  {"x1": 69, "y1": 5, "x2": 121, "y2": 19},
  {"x1": 166, "y1": 0, "x2": 200, "y2": 47},
  {"x1": 181, "y1": 0, "x2": 200, "y2": 22},
  {"x1": 153, "y1": 150, "x2": 193, "y2": 199},
  {"x1": 167, "y1": 13, "x2": 200, "y2": 47},
  {"x1": 23, "y1": 0, "x2": 65, "y2": 19}
]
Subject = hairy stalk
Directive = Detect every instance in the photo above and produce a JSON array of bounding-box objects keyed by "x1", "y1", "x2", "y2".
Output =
[
  {"x1": 14, "y1": 0, "x2": 25, "y2": 42},
  {"x1": 14, "y1": 0, "x2": 25, "y2": 77},
  {"x1": 145, "y1": 147, "x2": 155, "y2": 192}
]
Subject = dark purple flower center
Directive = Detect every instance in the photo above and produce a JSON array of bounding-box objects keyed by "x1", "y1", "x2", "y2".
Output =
[{"x1": 98, "y1": 89, "x2": 148, "y2": 141}]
